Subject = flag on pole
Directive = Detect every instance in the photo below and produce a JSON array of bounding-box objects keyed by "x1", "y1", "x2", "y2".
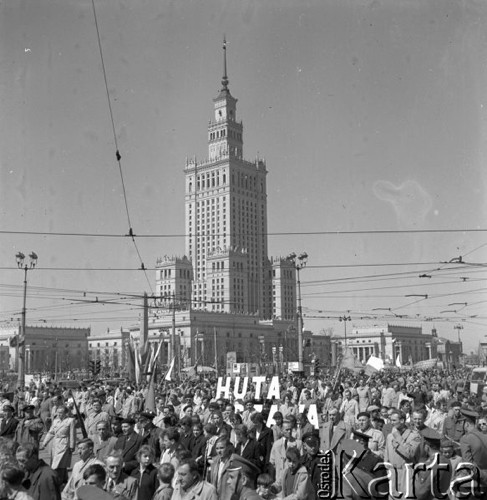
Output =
[
  {"x1": 145, "y1": 365, "x2": 157, "y2": 413},
  {"x1": 134, "y1": 347, "x2": 141, "y2": 385},
  {"x1": 395, "y1": 355, "x2": 402, "y2": 368},
  {"x1": 165, "y1": 357, "x2": 175, "y2": 381},
  {"x1": 140, "y1": 292, "x2": 149, "y2": 357},
  {"x1": 365, "y1": 356, "x2": 384, "y2": 375},
  {"x1": 127, "y1": 341, "x2": 136, "y2": 383}
]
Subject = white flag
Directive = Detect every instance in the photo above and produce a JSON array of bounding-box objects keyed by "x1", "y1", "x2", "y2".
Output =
[
  {"x1": 164, "y1": 357, "x2": 175, "y2": 381},
  {"x1": 395, "y1": 355, "x2": 402, "y2": 368},
  {"x1": 365, "y1": 356, "x2": 384, "y2": 374}
]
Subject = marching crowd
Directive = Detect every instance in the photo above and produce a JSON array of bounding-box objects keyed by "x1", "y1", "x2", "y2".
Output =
[{"x1": 0, "y1": 366, "x2": 483, "y2": 499}]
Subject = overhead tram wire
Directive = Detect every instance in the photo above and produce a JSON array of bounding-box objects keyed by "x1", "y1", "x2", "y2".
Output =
[
  {"x1": 1, "y1": 228, "x2": 487, "y2": 238},
  {"x1": 90, "y1": 0, "x2": 152, "y2": 293}
]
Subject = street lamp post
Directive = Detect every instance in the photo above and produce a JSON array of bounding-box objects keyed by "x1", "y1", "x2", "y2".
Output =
[
  {"x1": 15, "y1": 251, "x2": 38, "y2": 388},
  {"x1": 287, "y1": 252, "x2": 308, "y2": 372},
  {"x1": 339, "y1": 315, "x2": 351, "y2": 349}
]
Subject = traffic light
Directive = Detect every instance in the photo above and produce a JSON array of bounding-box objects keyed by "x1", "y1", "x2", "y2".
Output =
[
  {"x1": 315, "y1": 358, "x2": 320, "y2": 374},
  {"x1": 89, "y1": 360, "x2": 101, "y2": 376}
]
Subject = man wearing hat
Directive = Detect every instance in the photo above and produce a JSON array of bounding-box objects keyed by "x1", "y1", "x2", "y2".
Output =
[
  {"x1": 138, "y1": 411, "x2": 162, "y2": 460},
  {"x1": 113, "y1": 417, "x2": 144, "y2": 474},
  {"x1": 15, "y1": 404, "x2": 43, "y2": 446},
  {"x1": 458, "y1": 408, "x2": 487, "y2": 494},
  {"x1": 223, "y1": 454, "x2": 262, "y2": 500},
  {"x1": 413, "y1": 428, "x2": 452, "y2": 500},
  {"x1": 0, "y1": 404, "x2": 19, "y2": 440},
  {"x1": 84, "y1": 399, "x2": 110, "y2": 441},
  {"x1": 302, "y1": 431, "x2": 321, "y2": 495}
]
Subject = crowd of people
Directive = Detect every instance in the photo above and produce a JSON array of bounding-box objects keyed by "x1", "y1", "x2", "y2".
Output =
[{"x1": 0, "y1": 365, "x2": 483, "y2": 499}]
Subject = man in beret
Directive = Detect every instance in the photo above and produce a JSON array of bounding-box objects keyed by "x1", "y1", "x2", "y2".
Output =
[
  {"x1": 15, "y1": 404, "x2": 43, "y2": 446},
  {"x1": 113, "y1": 418, "x2": 144, "y2": 474},
  {"x1": 0, "y1": 404, "x2": 19, "y2": 440}
]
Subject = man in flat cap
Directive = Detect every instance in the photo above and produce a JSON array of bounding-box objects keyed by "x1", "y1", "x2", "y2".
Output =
[
  {"x1": 0, "y1": 404, "x2": 19, "y2": 440},
  {"x1": 15, "y1": 404, "x2": 43, "y2": 446}
]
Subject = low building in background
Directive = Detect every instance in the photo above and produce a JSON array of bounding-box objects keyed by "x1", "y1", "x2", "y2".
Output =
[{"x1": 0, "y1": 325, "x2": 90, "y2": 375}]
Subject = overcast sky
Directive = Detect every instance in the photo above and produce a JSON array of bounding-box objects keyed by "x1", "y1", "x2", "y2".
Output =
[{"x1": 1, "y1": 0, "x2": 486, "y2": 353}]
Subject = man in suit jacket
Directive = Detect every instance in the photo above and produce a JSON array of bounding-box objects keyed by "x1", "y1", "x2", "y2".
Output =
[
  {"x1": 384, "y1": 410, "x2": 421, "y2": 496},
  {"x1": 113, "y1": 417, "x2": 144, "y2": 474},
  {"x1": 234, "y1": 424, "x2": 264, "y2": 472},
  {"x1": 250, "y1": 412, "x2": 273, "y2": 473},
  {"x1": 269, "y1": 418, "x2": 302, "y2": 484},
  {"x1": 319, "y1": 408, "x2": 350, "y2": 455},
  {"x1": 16, "y1": 442, "x2": 61, "y2": 500},
  {"x1": 209, "y1": 436, "x2": 235, "y2": 498},
  {"x1": 104, "y1": 450, "x2": 138, "y2": 500},
  {"x1": 0, "y1": 404, "x2": 19, "y2": 440},
  {"x1": 93, "y1": 421, "x2": 117, "y2": 463}
]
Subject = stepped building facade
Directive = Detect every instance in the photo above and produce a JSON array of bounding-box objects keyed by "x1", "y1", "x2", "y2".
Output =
[{"x1": 132, "y1": 42, "x2": 322, "y2": 372}]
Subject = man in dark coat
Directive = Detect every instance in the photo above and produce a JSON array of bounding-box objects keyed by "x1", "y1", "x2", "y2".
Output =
[
  {"x1": 301, "y1": 432, "x2": 321, "y2": 495},
  {"x1": 138, "y1": 411, "x2": 163, "y2": 460},
  {"x1": 0, "y1": 404, "x2": 19, "y2": 440},
  {"x1": 250, "y1": 412, "x2": 274, "y2": 473},
  {"x1": 16, "y1": 442, "x2": 61, "y2": 500},
  {"x1": 234, "y1": 424, "x2": 264, "y2": 472},
  {"x1": 458, "y1": 409, "x2": 487, "y2": 496},
  {"x1": 179, "y1": 416, "x2": 195, "y2": 452},
  {"x1": 15, "y1": 404, "x2": 44, "y2": 446},
  {"x1": 113, "y1": 418, "x2": 144, "y2": 474}
]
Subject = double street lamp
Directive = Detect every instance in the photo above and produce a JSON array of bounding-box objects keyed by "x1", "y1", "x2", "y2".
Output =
[
  {"x1": 15, "y1": 251, "x2": 38, "y2": 388},
  {"x1": 287, "y1": 252, "x2": 308, "y2": 372}
]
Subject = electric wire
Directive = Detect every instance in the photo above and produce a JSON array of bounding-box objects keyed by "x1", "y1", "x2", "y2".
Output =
[{"x1": 90, "y1": 0, "x2": 152, "y2": 293}]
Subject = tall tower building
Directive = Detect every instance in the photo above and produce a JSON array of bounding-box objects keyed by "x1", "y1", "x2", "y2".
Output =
[{"x1": 183, "y1": 39, "x2": 272, "y2": 318}]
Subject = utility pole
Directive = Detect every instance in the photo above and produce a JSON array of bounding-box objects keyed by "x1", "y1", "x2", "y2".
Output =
[
  {"x1": 15, "y1": 252, "x2": 38, "y2": 388},
  {"x1": 339, "y1": 315, "x2": 351, "y2": 349},
  {"x1": 287, "y1": 252, "x2": 308, "y2": 372},
  {"x1": 171, "y1": 292, "x2": 179, "y2": 379},
  {"x1": 214, "y1": 327, "x2": 218, "y2": 374}
]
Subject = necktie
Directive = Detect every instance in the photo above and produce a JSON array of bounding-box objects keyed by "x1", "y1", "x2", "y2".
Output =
[
  {"x1": 107, "y1": 479, "x2": 115, "y2": 492},
  {"x1": 284, "y1": 438, "x2": 287, "y2": 450}
]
